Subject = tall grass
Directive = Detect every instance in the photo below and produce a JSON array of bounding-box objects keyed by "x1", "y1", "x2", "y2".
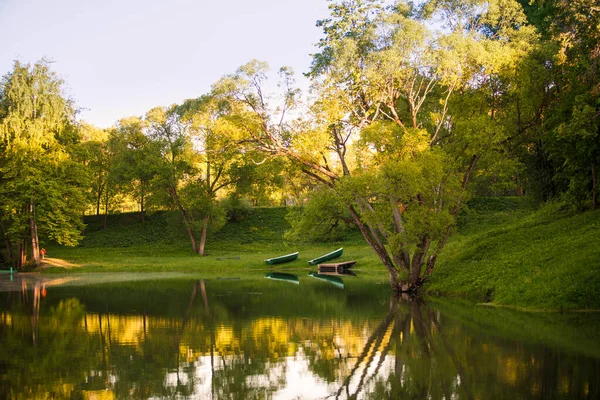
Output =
[{"x1": 427, "y1": 198, "x2": 600, "y2": 310}]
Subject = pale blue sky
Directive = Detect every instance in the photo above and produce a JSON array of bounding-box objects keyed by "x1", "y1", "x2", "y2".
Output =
[{"x1": 0, "y1": 0, "x2": 330, "y2": 127}]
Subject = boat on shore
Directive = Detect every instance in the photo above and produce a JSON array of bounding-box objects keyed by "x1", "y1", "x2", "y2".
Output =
[
  {"x1": 264, "y1": 252, "x2": 299, "y2": 265},
  {"x1": 308, "y1": 248, "x2": 343, "y2": 265}
]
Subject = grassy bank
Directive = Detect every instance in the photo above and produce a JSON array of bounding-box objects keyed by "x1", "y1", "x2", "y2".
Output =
[
  {"x1": 40, "y1": 200, "x2": 600, "y2": 310},
  {"x1": 427, "y1": 198, "x2": 600, "y2": 310},
  {"x1": 43, "y1": 208, "x2": 384, "y2": 274}
]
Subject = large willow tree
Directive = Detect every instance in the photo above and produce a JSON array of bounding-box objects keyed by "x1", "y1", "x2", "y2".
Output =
[
  {"x1": 216, "y1": 0, "x2": 537, "y2": 291},
  {"x1": 0, "y1": 60, "x2": 88, "y2": 268}
]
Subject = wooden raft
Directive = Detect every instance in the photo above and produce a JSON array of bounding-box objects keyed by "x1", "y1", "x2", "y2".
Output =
[{"x1": 317, "y1": 260, "x2": 356, "y2": 274}]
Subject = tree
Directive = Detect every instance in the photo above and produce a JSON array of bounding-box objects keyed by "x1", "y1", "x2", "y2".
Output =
[
  {"x1": 215, "y1": 0, "x2": 537, "y2": 292},
  {"x1": 74, "y1": 123, "x2": 109, "y2": 217},
  {"x1": 513, "y1": 0, "x2": 600, "y2": 207},
  {"x1": 145, "y1": 105, "x2": 230, "y2": 256},
  {"x1": 176, "y1": 95, "x2": 254, "y2": 254},
  {"x1": 0, "y1": 60, "x2": 88, "y2": 267},
  {"x1": 547, "y1": 0, "x2": 599, "y2": 208},
  {"x1": 145, "y1": 105, "x2": 202, "y2": 253},
  {"x1": 112, "y1": 117, "x2": 161, "y2": 222}
]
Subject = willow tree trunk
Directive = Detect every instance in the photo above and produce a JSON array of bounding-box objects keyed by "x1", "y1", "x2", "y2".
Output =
[
  {"x1": 169, "y1": 186, "x2": 199, "y2": 254},
  {"x1": 29, "y1": 202, "x2": 40, "y2": 267},
  {"x1": 348, "y1": 205, "x2": 403, "y2": 291},
  {"x1": 409, "y1": 236, "x2": 431, "y2": 286},
  {"x1": 198, "y1": 217, "x2": 210, "y2": 256}
]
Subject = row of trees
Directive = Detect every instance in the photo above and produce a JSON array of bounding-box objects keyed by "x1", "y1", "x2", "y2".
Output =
[
  {"x1": 0, "y1": 62, "x2": 299, "y2": 268},
  {"x1": 1, "y1": 0, "x2": 598, "y2": 291}
]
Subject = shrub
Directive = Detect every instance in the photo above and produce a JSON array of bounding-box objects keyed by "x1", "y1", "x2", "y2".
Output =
[{"x1": 221, "y1": 196, "x2": 254, "y2": 222}]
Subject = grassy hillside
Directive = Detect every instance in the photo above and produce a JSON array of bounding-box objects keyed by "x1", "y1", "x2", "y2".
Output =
[
  {"x1": 427, "y1": 198, "x2": 600, "y2": 310},
  {"x1": 42, "y1": 200, "x2": 600, "y2": 310},
  {"x1": 78, "y1": 208, "x2": 293, "y2": 253},
  {"x1": 44, "y1": 208, "x2": 381, "y2": 273}
]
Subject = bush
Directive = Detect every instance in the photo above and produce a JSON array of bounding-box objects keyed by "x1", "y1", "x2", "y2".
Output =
[
  {"x1": 221, "y1": 196, "x2": 254, "y2": 222},
  {"x1": 284, "y1": 186, "x2": 351, "y2": 242}
]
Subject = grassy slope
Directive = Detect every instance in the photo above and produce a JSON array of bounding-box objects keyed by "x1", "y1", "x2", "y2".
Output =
[
  {"x1": 43, "y1": 200, "x2": 600, "y2": 310},
  {"x1": 427, "y1": 198, "x2": 600, "y2": 310},
  {"x1": 44, "y1": 208, "x2": 383, "y2": 273}
]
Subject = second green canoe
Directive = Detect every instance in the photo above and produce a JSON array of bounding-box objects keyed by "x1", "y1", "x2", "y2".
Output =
[
  {"x1": 308, "y1": 247, "x2": 343, "y2": 265},
  {"x1": 264, "y1": 251, "x2": 299, "y2": 265}
]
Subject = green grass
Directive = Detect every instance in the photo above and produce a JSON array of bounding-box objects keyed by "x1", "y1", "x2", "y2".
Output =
[
  {"x1": 44, "y1": 208, "x2": 384, "y2": 274},
  {"x1": 41, "y1": 200, "x2": 600, "y2": 310},
  {"x1": 427, "y1": 198, "x2": 600, "y2": 310}
]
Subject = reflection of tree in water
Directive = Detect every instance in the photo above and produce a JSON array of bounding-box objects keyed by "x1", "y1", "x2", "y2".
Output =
[
  {"x1": 335, "y1": 296, "x2": 600, "y2": 399},
  {"x1": 183, "y1": 280, "x2": 288, "y2": 399},
  {"x1": 2, "y1": 281, "x2": 600, "y2": 399},
  {"x1": 0, "y1": 296, "x2": 102, "y2": 399}
]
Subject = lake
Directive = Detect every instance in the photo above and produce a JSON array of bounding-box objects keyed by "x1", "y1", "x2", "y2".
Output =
[{"x1": 1, "y1": 271, "x2": 599, "y2": 399}]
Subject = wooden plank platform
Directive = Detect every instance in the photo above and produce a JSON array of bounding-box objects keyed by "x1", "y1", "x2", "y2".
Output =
[{"x1": 318, "y1": 260, "x2": 356, "y2": 274}]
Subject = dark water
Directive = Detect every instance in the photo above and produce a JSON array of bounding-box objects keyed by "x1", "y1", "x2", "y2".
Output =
[{"x1": 1, "y1": 272, "x2": 599, "y2": 399}]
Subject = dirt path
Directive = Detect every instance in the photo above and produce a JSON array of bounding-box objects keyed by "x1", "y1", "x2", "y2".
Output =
[{"x1": 40, "y1": 257, "x2": 81, "y2": 269}]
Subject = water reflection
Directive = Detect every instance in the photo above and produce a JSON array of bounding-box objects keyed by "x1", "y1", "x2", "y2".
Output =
[
  {"x1": 308, "y1": 272, "x2": 346, "y2": 289},
  {"x1": 308, "y1": 269, "x2": 356, "y2": 289},
  {"x1": 265, "y1": 273, "x2": 300, "y2": 285},
  {"x1": 0, "y1": 275, "x2": 599, "y2": 399}
]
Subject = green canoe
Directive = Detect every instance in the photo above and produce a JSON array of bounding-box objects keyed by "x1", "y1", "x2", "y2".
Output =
[
  {"x1": 308, "y1": 247, "x2": 343, "y2": 265},
  {"x1": 308, "y1": 272, "x2": 345, "y2": 289},
  {"x1": 265, "y1": 272, "x2": 300, "y2": 285},
  {"x1": 264, "y1": 251, "x2": 299, "y2": 265}
]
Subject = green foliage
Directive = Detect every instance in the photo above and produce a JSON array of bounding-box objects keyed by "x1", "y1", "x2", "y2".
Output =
[
  {"x1": 111, "y1": 117, "x2": 162, "y2": 211},
  {"x1": 294, "y1": 0, "x2": 541, "y2": 288},
  {"x1": 284, "y1": 186, "x2": 351, "y2": 242},
  {"x1": 550, "y1": 94, "x2": 600, "y2": 207},
  {"x1": 179, "y1": 180, "x2": 226, "y2": 234},
  {"x1": 0, "y1": 60, "x2": 88, "y2": 262},
  {"x1": 509, "y1": 0, "x2": 600, "y2": 206}
]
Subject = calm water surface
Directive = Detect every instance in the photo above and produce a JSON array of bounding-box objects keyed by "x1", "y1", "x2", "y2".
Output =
[{"x1": 0, "y1": 271, "x2": 599, "y2": 399}]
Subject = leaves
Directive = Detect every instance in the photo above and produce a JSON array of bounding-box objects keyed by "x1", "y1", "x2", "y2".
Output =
[{"x1": 0, "y1": 60, "x2": 87, "y2": 255}]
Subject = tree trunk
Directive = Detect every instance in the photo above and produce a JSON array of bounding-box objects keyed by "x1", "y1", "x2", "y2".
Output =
[
  {"x1": 169, "y1": 186, "x2": 199, "y2": 254},
  {"x1": 348, "y1": 205, "x2": 402, "y2": 291},
  {"x1": 103, "y1": 186, "x2": 109, "y2": 230},
  {"x1": 198, "y1": 216, "x2": 209, "y2": 256},
  {"x1": 29, "y1": 202, "x2": 40, "y2": 267},
  {"x1": 410, "y1": 236, "x2": 431, "y2": 286},
  {"x1": 18, "y1": 239, "x2": 27, "y2": 269},
  {"x1": 140, "y1": 181, "x2": 145, "y2": 223},
  {"x1": 389, "y1": 197, "x2": 410, "y2": 270},
  {"x1": 96, "y1": 183, "x2": 102, "y2": 217},
  {"x1": 592, "y1": 160, "x2": 598, "y2": 210}
]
